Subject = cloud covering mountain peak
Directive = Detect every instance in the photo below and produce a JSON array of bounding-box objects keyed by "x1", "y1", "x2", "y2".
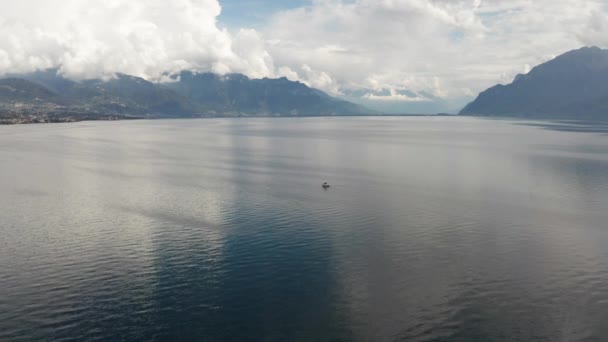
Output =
[
  {"x1": 1, "y1": 0, "x2": 607, "y2": 113},
  {"x1": 0, "y1": 0, "x2": 274, "y2": 81}
]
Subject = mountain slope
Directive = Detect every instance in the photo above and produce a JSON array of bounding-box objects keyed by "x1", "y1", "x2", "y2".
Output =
[
  {"x1": 460, "y1": 46, "x2": 608, "y2": 120},
  {"x1": 17, "y1": 70, "x2": 196, "y2": 116},
  {"x1": 0, "y1": 78, "x2": 61, "y2": 104},
  {"x1": 2, "y1": 70, "x2": 370, "y2": 121},
  {"x1": 166, "y1": 72, "x2": 370, "y2": 116}
]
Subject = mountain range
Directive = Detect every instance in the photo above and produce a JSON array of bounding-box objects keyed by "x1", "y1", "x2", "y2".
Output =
[
  {"x1": 3, "y1": 46, "x2": 608, "y2": 124},
  {"x1": 460, "y1": 46, "x2": 608, "y2": 120},
  {"x1": 0, "y1": 70, "x2": 370, "y2": 123}
]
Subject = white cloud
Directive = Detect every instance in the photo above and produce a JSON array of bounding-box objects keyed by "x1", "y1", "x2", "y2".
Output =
[
  {"x1": 0, "y1": 0, "x2": 275, "y2": 80},
  {"x1": 579, "y1": 8, "x2": 608, "y2": 47},
  {"x1": 264, "y1": 0, "x2": 608, "y2": 112},
  {"x1": 363, "y1": 93, "x2": 430, "y2": 103},
  {"x1": 0, "y1": 0, "x2": 607, "y2": 113}
]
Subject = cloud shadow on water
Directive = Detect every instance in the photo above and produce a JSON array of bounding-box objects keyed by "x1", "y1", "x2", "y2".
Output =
[{"x1": 113, "y1": 201, "x2": 353, "y2": 341}]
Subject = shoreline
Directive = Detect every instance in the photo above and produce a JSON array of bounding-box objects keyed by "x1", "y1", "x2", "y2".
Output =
[
  {"x1": 3, "y1": 114, "x2": 607, "y2": 127},
  {"x1": 0, "y1": 113, "x2": 459, "y2": 126}
]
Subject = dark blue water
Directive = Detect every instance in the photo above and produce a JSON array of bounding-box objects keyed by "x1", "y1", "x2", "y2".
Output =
[{"x1": 1, "y1": 117, "x2": 608, "y2": 341}]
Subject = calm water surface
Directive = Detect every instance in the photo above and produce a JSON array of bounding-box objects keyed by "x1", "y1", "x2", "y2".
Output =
[{"x1": 1, "y1": 117, "x2": 608, "y2": 341}]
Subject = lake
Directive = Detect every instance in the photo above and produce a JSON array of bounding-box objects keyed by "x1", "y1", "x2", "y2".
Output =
[{"x1": 1, "y1": 117, "x2": 608, "y2": 341}]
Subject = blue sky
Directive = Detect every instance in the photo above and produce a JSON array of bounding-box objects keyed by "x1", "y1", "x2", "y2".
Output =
[{"x1": 218, "y1": 0, "x2": 310, "y2": 28}]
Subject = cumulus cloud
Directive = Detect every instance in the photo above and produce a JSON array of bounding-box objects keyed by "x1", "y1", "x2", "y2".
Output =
[
  {"x1": 579, "y1": 9, "x2": 608, "y2": 47},
  {"x1": 363, "y1": 92, "x2": 431, "y2": 103},
  {"x1": 264, "y1": 0, "x2": 608, "y2": 112},
  {"x1": 1, "y1": 0, "x2": 608, "y2": 113},
  {"x1": 0, "y1": 0, "x2": 275, "y2": 80}
]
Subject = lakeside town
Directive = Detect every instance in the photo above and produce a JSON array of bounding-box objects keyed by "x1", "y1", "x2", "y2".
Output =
[{"x1": 0, "y1": 103, "x2": 139, "y2": 125}]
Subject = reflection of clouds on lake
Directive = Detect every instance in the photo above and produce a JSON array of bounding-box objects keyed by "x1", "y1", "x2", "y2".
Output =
[{"x1": 3, "y1": 117, "x2": 608, "y2": 340}]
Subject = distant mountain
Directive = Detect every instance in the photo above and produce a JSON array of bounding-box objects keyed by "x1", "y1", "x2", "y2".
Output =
[
  {"x1": 460, "y1": 46, "x2": 608, "y2": 120},
  {"x1": 166, "y1": 71, "x2": 369, "y2": 116},
  {"x1": 0, "y1": 78, "x2": 61, "y2": 104},
  {"x1": 14, "y1": 70, "x2": 199, "y2": 117},
  {"x1": 0, "y1": 78, "x2": 70, "y2": 123},
  {"x1": 0, "y1": 69, "x2": 370, "y2": 123}
]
